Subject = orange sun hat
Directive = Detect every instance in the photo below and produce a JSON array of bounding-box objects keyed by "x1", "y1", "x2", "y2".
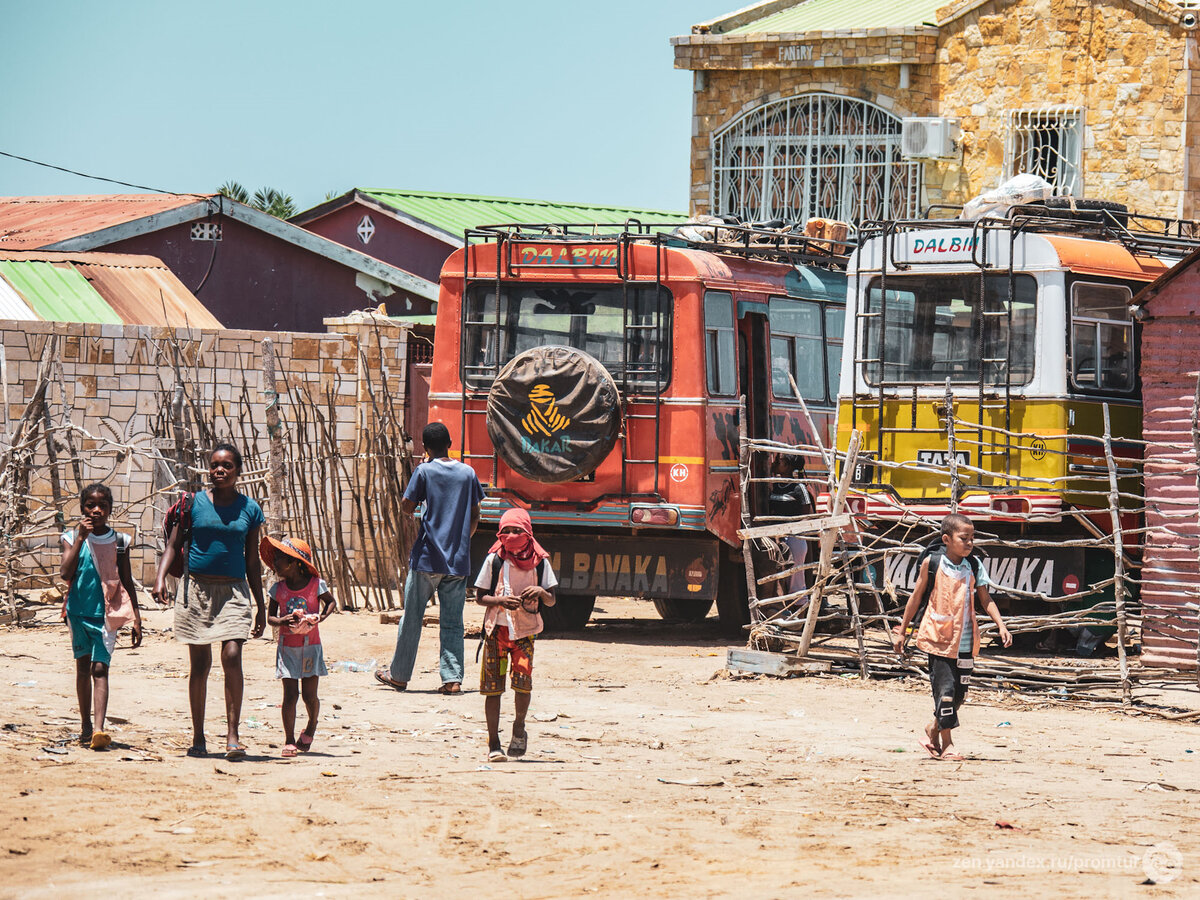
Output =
[{"x1": 259, "y1": 535, "x2": 320, "y2": 578}]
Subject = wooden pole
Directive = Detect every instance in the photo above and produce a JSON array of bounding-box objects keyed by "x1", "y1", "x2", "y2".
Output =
[
  {"x1": 1102, "y1": 403, "x2": 1132, "y2": 704},
  {"x1": 945, "y1": 378, "x2": 959, "y2": 513},
  {"x1": 797, "y1": 429, "x2": 860, "y2": 658},
  {"x1": 260, "y1": 338, "x2": 286, "y2": 538},
  {"x1": 737, "y1": 396, "x2": 759, "y2": 628},
  {"x1": 1191, "y1": 371, "x2": 1200, "y2": 685},
  {"x1": 786, "y1": 372, "x2": 833, "y2": 489},
  {"x1": 844, "y1": 555, "x2": 869, "y2": 679}
]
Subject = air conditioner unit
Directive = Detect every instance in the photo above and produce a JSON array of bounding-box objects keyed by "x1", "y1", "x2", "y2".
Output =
[{"x1": 901, "y1": 117, "x2": 961, "y2": 160}]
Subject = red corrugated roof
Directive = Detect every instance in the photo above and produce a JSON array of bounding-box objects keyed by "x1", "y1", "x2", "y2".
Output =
[
  {"x1": 0, "y1": 250, "x2": 222, "y2": 328},
  {"x1": 0, "y1": 194, "x2": 211, "y2": 249}
]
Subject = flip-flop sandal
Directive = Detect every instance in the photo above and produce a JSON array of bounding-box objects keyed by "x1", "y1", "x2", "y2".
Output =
[
  {"x1": 224, "y1": 744, "x2": 247, "y2": 761},
  {"x1": 507, "y1": 733, "x2": 528, "y2": 758},
  {"x1": 939, "y1": 750, "x2": 965, "y2": 761},
  {"x1": 186, "y1": 743, "x2": 208, "y2": 758},
  {"x1": 374, "y1": 669, "x2": 407, "y2": 691},
  {"x1": 297, "y1": 733, "x2": 314, "y2": 752},
  {"x1": 281, "y1": 744, "x2": 298, "y2": 758},
  {"x1": 90, "y1": 731, "x2": 112, "y2": 750},
  {"x1": 488, "y1": 748, "x2": 507, "y2": 762},
  {"x1": 918, "y1": 734, "x2": 939, "y2": 759},
  {"x1": 438, "y1": 682, "x2": 462, "y2": 695}
]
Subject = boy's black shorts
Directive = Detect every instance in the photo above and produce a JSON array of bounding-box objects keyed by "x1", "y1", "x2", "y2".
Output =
[{"x1": 929, "y1": 652, "x2": 973, "y2": 730}]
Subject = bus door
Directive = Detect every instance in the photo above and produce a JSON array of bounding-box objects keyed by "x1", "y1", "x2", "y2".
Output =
[{"x1": 737, "y1": 296, "x2": 771, "y2": 517}]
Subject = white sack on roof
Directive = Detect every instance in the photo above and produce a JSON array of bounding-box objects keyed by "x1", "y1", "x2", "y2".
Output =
[{"x1": 962, "y1": 174, "x2": 1055, "y2": 221}]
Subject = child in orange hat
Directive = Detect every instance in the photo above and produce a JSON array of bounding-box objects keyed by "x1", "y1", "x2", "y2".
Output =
[{"x1": 261, "y1": 535, "x2": 337, "y2": 758}]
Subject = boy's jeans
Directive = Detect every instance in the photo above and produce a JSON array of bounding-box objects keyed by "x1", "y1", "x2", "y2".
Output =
[{"x1": 389, "y1": 571, "x2": 467, "y2": 685}]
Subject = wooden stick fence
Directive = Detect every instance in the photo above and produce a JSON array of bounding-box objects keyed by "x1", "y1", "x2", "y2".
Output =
[
  {"x1": 0, "y1": 323, "x2": 418, "y2": 621},
  {"x1": 734, "y1": 392, "x2": 1200, "y2": 707}
]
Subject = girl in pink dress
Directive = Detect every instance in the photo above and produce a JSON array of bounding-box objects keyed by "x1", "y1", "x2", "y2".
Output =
[{"x1": 261, "y1": 536, "x2": 337, "y2": 758}]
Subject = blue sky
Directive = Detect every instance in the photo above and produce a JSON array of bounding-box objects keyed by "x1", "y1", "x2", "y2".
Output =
[{"x1": 1, "y1": 1, "x2": 735, "y2": 214}]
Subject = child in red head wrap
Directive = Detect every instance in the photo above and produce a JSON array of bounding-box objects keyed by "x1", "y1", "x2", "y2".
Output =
[{"x1": 474, "y1": 507, "x2": 557, "y2": 762}]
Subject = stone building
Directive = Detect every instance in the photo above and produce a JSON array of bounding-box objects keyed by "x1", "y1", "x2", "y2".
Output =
[{"x1": 672, "y1": 0, "x2": 1200, "y2": 223}]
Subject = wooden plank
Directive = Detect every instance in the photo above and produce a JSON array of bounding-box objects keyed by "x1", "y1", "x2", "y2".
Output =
[
  {"x1": 737, "y1": 513, "x2": 852, "y2": 541},
  {"x1": 726, "y1": 647, "x2": 832, "y2": 676}
]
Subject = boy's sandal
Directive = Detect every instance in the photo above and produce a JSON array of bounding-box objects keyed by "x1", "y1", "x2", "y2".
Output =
[
  {"x1": 297, "y1": 732, "x2": 314, "y2": 752},
  {"x1": 488, "y1": 748, "x2": 507, "y2": 762},
  {"x1": 438, "y1": 682, "x2": 462, "y2": 695},
  {"x1": 918, "y1": 734, "x2": 939, "y2": 759},
  {"x1": 186, "y1": 742, "x2": 208, "y2": 758},
  {"x1": 90, "y1": 731, "x2": 112, "y2": 751},
  {"x1": 281, "y1": 744, "x2": 298, "y2": 758},
  {"x1": 374, "y1": 669, "x2": 407, "y2": 691},
  {"x1": 507, "y1": 733, "x2": 528, "y2": 758},
  {"x1": 939, "y1": 750, "x2": 965, "y2": 762},
  {"x1": 224, "y1": 744, "x2": 246, "y2": 761}
]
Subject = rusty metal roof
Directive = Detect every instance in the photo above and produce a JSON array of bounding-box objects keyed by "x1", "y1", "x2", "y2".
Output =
[
  {"x1": 0, "y1": 194, "x2": 210, "y2": 249},
  {"x1": 0, "y1": 251, "x2": 222, "y2": 327}
]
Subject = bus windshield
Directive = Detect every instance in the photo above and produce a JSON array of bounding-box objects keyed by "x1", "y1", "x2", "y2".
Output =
[
  {"x1": 862, "y1": 273, "x2": 1037, "y2": 386},
  {"x1": 463, "y1": 282, "x2": 671, "y2": 390}
]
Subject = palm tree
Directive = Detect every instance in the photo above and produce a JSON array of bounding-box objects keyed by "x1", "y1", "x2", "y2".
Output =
[
  {"x1": 218, "y1": 180, "x2": 250, "y2": 204},
  {"x1": 217, "y1": 181, "x2": 297, "y2": 219}
]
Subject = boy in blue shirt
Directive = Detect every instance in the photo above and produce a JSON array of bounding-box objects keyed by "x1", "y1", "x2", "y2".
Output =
[{"x1": 377, "y1": 422, "x2": 484, "y2": 694}]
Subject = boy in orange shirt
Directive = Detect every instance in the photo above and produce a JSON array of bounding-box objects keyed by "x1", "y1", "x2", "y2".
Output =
[{"x1": 893, "y1": 514, "x2": 1012, "y2": 760}]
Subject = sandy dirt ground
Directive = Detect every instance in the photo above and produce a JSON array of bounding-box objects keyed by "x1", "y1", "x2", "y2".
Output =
[{"x1": 1, "y1": 596, "x2": 1198, "y2": 899}]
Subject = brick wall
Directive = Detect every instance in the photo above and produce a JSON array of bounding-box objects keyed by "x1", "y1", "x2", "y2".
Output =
[{"x1": 0, "y1": 314, "x2": 413, "y2": 593}]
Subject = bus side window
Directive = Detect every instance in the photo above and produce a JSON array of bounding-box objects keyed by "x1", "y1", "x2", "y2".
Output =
[
  {"x1": 768, "y1": 297, "x2": 824, "y2": 402},
  {"x1": 705, "y1": 291, "x2": 736, "y2": 396},
  {"x1": 824, "y1": 305, "x2": 845, "y2": 403},
  {"x1": 1070, "y1": 283, "x2": 1134, "y2": 392}
]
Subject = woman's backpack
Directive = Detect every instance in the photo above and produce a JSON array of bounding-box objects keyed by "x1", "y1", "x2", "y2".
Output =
[{"x1": 162, "y1": 492, "x2": 195, "y2": 577}]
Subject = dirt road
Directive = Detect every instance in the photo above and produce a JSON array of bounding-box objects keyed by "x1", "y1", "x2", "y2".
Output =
[{"x1": 1, "y1": 598, "x2": 1197, "y2": 898}]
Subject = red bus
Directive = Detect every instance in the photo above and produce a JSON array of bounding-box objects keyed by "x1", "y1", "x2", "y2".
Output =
[{"x1": 427, "y1": 223, "x2": 848, "y2": 630}]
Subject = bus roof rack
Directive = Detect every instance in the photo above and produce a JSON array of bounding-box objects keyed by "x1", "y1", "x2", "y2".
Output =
[
  {"x1": 466, "y1": 219, "x2": 854, "y2": 268},
  {"x1": 859, "y1": 207, "x2": 1200, "y2": 261}
]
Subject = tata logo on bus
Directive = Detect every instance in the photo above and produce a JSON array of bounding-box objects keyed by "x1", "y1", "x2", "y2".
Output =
[
  {"x1": 909, "y1": 236, "x2": 980, "y2": 255},
  {"x1": 519, "y1": 383, "x2": 572, "y2": 454},
  {"x1": 515, "y1": 244, "x2": 619, "y2": 267}
]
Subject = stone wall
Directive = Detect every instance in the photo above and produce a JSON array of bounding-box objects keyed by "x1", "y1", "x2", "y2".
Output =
[
  {"x1": 0, "y1": 314, "x2": 413, "y2": 594},
  {"x1": 674, "y1": 0, "x2": 1197, "y2": 219}
]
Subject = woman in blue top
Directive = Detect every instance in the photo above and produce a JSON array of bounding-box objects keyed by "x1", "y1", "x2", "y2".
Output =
[{"x1": 153, "y1": 443, "x2": 266, "y2": 760}]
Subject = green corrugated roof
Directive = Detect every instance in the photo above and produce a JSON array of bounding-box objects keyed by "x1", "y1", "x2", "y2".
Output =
[
  {"x1": 0, "y1": 260, "x2": 122, "y2": 324},
  {"x1": 725, "y1": 0, "x2": 946, "y2": 34},
  {"x1": 357, "y1": 189, "x2": 689, "y2": 239}
]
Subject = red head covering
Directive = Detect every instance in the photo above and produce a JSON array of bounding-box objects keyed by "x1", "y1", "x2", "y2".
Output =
[{"x1": 488, "y1": 508, "x2": 550, "y2": 571}]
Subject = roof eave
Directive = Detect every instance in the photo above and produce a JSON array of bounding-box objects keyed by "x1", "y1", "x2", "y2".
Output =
[
  {"x1": 41, "y1": 195, "x2": 438, "y2": 302},
  {"x1": 42, "y1": 199, "x2": 217, "y2": 252},
  {"x1": 221, "y1": 202, "x2": 439, "y2": 300},
  {"x1": 348, "y1": 192, "x2": 465, "y2": 247}
]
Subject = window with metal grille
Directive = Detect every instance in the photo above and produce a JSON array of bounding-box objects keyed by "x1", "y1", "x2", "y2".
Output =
[
  {"x1": 1005, "y1": 108, "x2": 1084, "y2": 196},
  {"x1": 190, "y1": 221, "x2": 222, "y2": 241},
  {"x1": 711, "y1": 93, "x2": 922, "y2": 225}
]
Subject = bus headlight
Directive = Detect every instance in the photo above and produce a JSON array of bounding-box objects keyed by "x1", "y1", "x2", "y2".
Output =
[{"x1": 630, "y1": 506, "x2": 680, "y2": 526}]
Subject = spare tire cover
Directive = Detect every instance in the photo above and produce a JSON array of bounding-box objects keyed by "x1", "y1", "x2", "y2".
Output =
[{"x1": 486, "y1": 346, "x2": 621, "y2": 484}]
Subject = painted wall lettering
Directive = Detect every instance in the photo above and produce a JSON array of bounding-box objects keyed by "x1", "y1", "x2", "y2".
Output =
[{"x1": 777, "y1": 44, "x2": 813, "y2": 62}]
